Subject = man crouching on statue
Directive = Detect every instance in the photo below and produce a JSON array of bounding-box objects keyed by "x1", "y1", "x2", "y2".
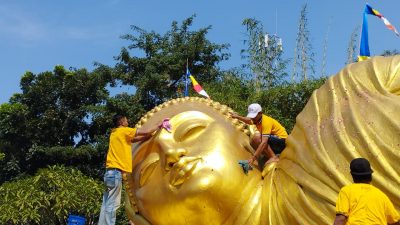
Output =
[{"x1": 230, "y1": 103, "x2": 288, "y2": 166}]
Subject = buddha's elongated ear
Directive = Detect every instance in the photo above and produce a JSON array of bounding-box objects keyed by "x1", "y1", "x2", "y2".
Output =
[{"x1": 124, "y1": 192, "x2": 152, "y2": 225}]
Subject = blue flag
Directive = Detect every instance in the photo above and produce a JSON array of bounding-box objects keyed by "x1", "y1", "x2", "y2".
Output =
[
  {"x1": 359, "y1": 8, "x2": 370, "y2": 61},
  {"x1": 184, "y1": 67, "x2": 190, "y2": 97}
]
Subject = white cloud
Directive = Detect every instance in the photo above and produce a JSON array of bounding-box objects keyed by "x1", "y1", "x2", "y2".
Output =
[
  {"x1": 0, "y1": 5, "x2": 46, "y2": 42},
  {"x1": 0, "y1": 3, "x2": 126, "y2": 48}
]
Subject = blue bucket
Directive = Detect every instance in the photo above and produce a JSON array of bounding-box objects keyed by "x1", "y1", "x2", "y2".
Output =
[{"x1": 67, "y1": 215, "x2": 86, "y2": 225}]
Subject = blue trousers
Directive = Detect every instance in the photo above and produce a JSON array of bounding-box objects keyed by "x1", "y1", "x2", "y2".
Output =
[{"x1": 98, "y1": 169, "x2": 122, "y2": 225}]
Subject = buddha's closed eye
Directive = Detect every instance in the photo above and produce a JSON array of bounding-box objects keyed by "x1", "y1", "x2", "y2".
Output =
[
  {"x1": 172, "y1": 111, "x2": 213, "y2": 143},
  {"x1": 176, "y1": 122, "x2": 207, "y2": 142}
]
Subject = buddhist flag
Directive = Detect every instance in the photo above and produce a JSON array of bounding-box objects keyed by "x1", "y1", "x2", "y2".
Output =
[
  {"x1": 359, "y1": 4, "x2": 399, "y2": 61},
  {"x1": 365, "y1": 4, "x2": 399, "y2": 36},
  {"x1": 186, "y1": 69, "x2": 210, "y2": 98}
]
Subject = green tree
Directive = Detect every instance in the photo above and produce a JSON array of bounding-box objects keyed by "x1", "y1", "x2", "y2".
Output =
[
  {"x1": 26, "y1": 143, "x2": 107, "y2": 179},
  {"x1": 346, "y1": 26, "x2": 360, "y2": 64},
  {"x1": 0, "y1": 65, "x2": 113, "y2": 182},
  {"x1": 113, "y1": 15, "x2": 229, "y2": 109},
  {"x1": 105, "y1": 93, "x2": 147, "y2": 125},
  {"x1": 0, "y1": 102, "x2": 30, "y2": 182},
  {"x1": 292, "y1": 4, "x2": 315, "y2": 82},
  {"x1": 381, "y1": 49, "x2": 400, "y2": 56},
  {"x1": 241, "y1": 18, "x2": 288, "y2": 92},
  {"x1": 0, "y1": 165, "x2": 103, "y2": 225},
  {"x1": 321, "y1": 18, "x2": 332, "y2": 77},
  {"x1": 10, "y1": 66, "x2": 111, "y2": 146},
  {"x1": 206, "y1": 68, "x2": 255, "y2": 113},
  {"x1": 256, "y1": 78, "x2": 326, "y2": 132}
]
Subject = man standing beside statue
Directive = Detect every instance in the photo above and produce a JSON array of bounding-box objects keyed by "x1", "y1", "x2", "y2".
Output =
[
  {"x1": 98, "y1": 114, "x2": 162, "y2": 225},
  {"x1": 231, "y1": 103, "x2": 288, "y2": 166}
]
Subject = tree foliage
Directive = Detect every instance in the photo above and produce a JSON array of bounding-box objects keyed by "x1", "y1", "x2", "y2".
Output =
[
  {"x1": 256, "y1": 78, "x2": 326, "y2": 132},
  {"x1": 381, "y1": 49, "x2": 400, "y2": 56},
  {"x1": 206, "y1": 68, "x2": 254, "y2": 112},
  {"x1": 10, "y1": 66, "x2": 110, "y2": 146},
  {"x1": 346, "y1": 26, "x2": 360, "y2": 64},
  {"x1": 0, "y1": 66, "x2": 115, "y2": 183},
  {"x1": 321, "y1": 18, "x2": 332, "y2": 77},
  {"x1": 113, "y1": 15, "x2": 230, "y2": 109},
  {"x1": 241, "y1": 18, "x2": 288, "y2": 91},
  {"x1": 293, "y1": 4, "x2": 315, "y2": 82},
  {"x1": 0, "y1": 165, "x2": 103, "y2": 225},
  {"x1": 0, "y1": 103, "x2": 30, "y2": 182},
  {"x1": 26, "y1": 143, "x2": 107, "y2": 179}
]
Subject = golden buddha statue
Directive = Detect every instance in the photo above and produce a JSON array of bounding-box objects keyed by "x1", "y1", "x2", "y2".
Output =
[{"x1": 124, "y1": 56, "x2": 400, "y2": 225}]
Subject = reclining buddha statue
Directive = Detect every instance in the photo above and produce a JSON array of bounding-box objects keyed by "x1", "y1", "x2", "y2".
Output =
[{"x1": 123, "y1": 56, "x2": 400, "y2": 225}]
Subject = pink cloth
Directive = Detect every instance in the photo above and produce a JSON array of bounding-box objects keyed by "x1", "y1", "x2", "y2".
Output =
[{"x1": 161, "y1": 118, "x2": 172, "y2": 132}]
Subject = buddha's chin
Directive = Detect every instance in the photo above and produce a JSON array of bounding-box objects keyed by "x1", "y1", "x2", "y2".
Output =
[
  {"x1": 139, "y1": 184, "x2": 228, "y2": 225},
  {"x1": 137, "y1": 170, "x2": 241, "y2": 225},
  {"x1": 166, "y1": 167, "x2": 221, "y2": 195}
]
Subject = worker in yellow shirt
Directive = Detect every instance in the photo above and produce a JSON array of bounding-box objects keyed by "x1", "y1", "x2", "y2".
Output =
[
  {"x1": 98, "y1": 114, "x2": 161, "y2": 225},
  {"x1": 231, "y1": 103, "x2": 288, "y2": 166},
  {"x1": 334, "y1": 158, "x2": 400, "y2": 225}
]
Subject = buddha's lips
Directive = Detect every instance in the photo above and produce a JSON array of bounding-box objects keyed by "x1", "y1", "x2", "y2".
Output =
[{"x1": 169, "y1": 157, "x2": 201, "y2": 186}]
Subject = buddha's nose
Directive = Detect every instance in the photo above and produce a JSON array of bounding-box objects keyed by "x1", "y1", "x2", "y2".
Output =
[{"x1": 164, "y1": 148, "x2": 187, "y2": 171}]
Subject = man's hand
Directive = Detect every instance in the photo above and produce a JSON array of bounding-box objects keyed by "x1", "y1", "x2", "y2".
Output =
[
  {"x1": 333, "y1": 215, "x2": 347, "y2": 225},
  {"x1": 229, "y1": 112, "x2": 253, "y2": 125},
  {"x1": 229, "y1": 112, "x2": 238, "y2": 118},
  {"x1": 248, "y1": 156, "x2": 256, "y2": 165}
]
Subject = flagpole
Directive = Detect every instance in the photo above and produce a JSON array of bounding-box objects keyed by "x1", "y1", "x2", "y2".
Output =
[
  {"x1": 185, "y1": 59, "x2": 189, "y2": 97},
  {"x1": 184, "y1": 59, "x2": 211, "y2": 99}
]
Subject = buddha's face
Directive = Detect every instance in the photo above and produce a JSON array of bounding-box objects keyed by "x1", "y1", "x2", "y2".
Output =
[{"x1": 131, "y1": 110, "x2": 259, "y2": 225}]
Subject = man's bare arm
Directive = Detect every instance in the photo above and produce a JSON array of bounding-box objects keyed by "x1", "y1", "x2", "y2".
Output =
[
  {"x1": 132, "y1": 135, "x2": 152, "y2": 143},
  {"x1": 333, "y1": 215, "x2": 347, "y2": 225},
  {"x1": 230, "y1": 112, "x2": 252, "y2": 125},
  {"x1": 136, "y1": 122, "x2": 162, "y2": 136},
  {"x1": 249, "y1": 137, "x2": 268, "y2": 164}
]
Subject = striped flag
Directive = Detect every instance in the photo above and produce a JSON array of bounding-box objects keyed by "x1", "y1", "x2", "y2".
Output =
[
  {"x1": 365, "y1": 4, "x2": 399, "y2": 36},
  {"x1": 186, "y1": 69, "x2": 210, "y2": 98},
  {"x1": 359, "y1": 4, "x2": 399, "y2": 61}
]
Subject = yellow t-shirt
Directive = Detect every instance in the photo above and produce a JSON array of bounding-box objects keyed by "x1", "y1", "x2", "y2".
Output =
[
  {"x1": 106, "y1": 127, "x2": 137, "y2": 172},
  {"x1": 335, "y1": 183, "x2": 400, "y2": 225},
  {"x1": 255, "y1": 114, "x2": 288, "y2": 139}
]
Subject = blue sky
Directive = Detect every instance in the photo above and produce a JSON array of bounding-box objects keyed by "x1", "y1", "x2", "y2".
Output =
[{"x1": 1, "y1": 0, "x2": 399, "y2": 103}]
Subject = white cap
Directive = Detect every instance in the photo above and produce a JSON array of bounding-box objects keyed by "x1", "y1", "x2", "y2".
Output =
[{"x1": 246, "y1": 103, "x2": 262, "y2": 118}]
